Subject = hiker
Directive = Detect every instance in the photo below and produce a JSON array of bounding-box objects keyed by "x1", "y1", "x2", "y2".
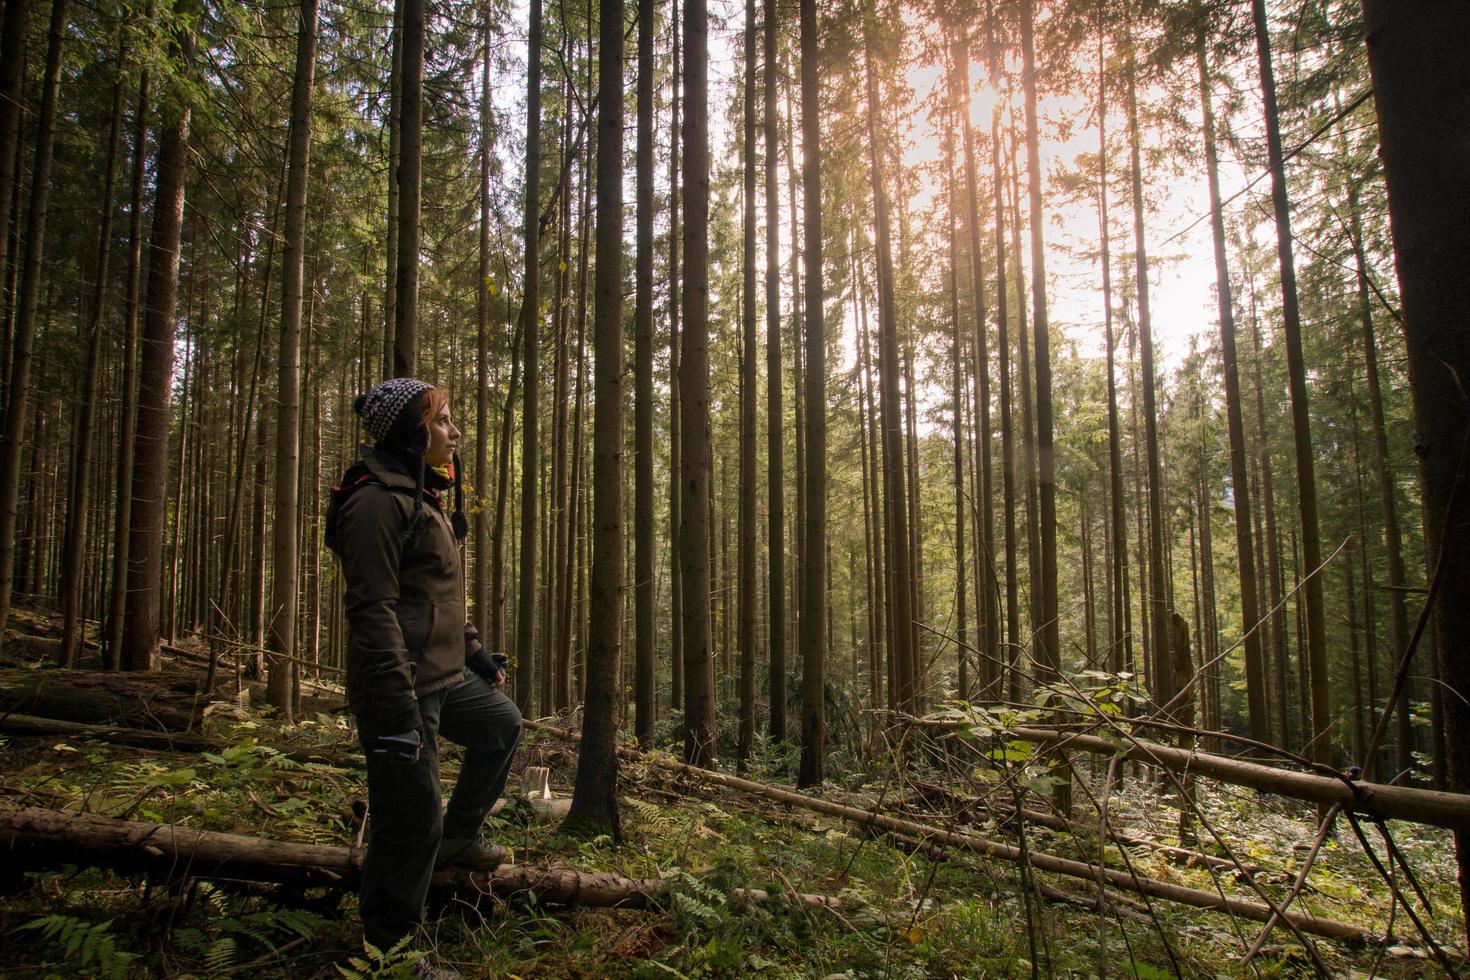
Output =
[{"x1": 326, "y1": 377, "x2": 521, "y2": 969}]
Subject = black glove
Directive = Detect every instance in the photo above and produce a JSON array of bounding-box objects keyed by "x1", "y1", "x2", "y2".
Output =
[
  {"x1": 467, "y1": 647, "x2": 509, "y2": 688},
  {"x1": 368, "y1": 728, "x2": 421, "y2": 765}
]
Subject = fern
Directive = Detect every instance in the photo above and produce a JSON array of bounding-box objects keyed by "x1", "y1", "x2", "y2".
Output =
[
  {"x1": 17, "y1": 914, "x2": 135, "y2": 980},
  {"x1": 205, "y1": 936, "x2": 238, "y2": 975},
  {"x1": 334, "y1": 934, "x2": 421, "y2": 979}
]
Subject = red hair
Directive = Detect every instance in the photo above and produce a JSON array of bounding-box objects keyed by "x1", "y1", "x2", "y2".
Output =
[{"x1": 419, "y1": 388, "x2": 450, "y2": 426}]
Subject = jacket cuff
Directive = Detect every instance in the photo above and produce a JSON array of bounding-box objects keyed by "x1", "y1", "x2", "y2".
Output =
[{"x1": 373, "y1": 700, "x2": 422, "y2": 738}]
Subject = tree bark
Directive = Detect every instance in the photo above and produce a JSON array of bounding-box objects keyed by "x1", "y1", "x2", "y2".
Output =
[
  {"x1": 122, "y1": 1, "x2": 196, "y2": 672},
  {"x1": 565, "y1": 0, "x2": 624, "y2": 839},
  {"x1": 60, "y1": 38, "x2": 126, "y2": 667},
  {"x1": 105, "y1": 68, "x2": 151, "y2": 671},
  {"x1": 632, "y1": 0, "x2": 656, "y2": 749},
  {"x1": 0, "y1": 0, "x2": 68, "y2": 638},
  {"x1": 680, "y1": 0, "x2": 714, "y2": 767},
  {"x1": 863, "y1": 10, "x2": 912, "y2": 720},
  {"x1": 391, "y1": 0, "x2": 422, "y2": 376},
  {"x1": 266, "y1": 0, "x2": 320, "y2": 721},
  {"x1": 1123, "y1": 18, "x2": 1172, "y2": 714},
  {"x1": 515, "y1": 0, "x2": 544, "y2": 714},
  {"x1": 1362, "y1": 0, "x2": 1470, "y2": 932},
  {"x1": 736, "y1": 0, "x2": 757, "y2": 768},
  {"x1": 795, "y1": 0, "x2": 825, "y2": 788},
  {"x1": 762, "y1": 0, "x2": 785, "y2": 743},
  {"x1": 1197, "y1": 30, "x2": 1267, "y2": 746},
  {"x1": 1251, "y1": 0, "x2": 1330, "y2": 775}
]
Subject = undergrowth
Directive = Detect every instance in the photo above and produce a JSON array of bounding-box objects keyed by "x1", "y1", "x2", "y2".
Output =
[{"x1": 0, "y1": 697, "x2": 1463, "y2": 977}]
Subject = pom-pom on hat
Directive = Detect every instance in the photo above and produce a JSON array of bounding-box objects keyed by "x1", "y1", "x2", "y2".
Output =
[{"x1": 354, "y1": 378, "x2": 433, "y2": 446}]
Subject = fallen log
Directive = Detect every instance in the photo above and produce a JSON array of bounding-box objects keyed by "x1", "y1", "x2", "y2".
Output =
[
  {"x1": 906, "y1": 780, "x2": 1257, "y2": 876},
  {"x1": 885, "y1": 713, "x2": 1470, "y2": 833},
  {"x1": 0, "y1": 713, "x2": 361, "y2": 769},
  {"x1": 528, "y1": 721, "x2": 1371, "y2": 944},
  {"x1": 0, "y1": 667, "x2": 208, "y2": 731},
  {"x1": 0, "y1": 805, "x2": 839, "y2": 911}
]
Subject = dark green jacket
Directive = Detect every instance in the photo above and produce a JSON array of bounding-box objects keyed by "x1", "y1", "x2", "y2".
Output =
[{"x1": 326, "y1": 445, "x2": 473, "y2": 734}]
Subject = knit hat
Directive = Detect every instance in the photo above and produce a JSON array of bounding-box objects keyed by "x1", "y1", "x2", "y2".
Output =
[{"x1": 354, "y1": 377, "x2": 433, "y2": 447}]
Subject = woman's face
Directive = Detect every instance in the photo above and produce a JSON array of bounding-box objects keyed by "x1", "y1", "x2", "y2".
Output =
[{"x1": 425, "y1": 402, "x2": 460, "y2": 468}]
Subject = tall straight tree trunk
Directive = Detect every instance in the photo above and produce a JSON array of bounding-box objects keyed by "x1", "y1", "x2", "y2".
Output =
[
  {"x1": 1249, "y1": 305, "x2": 1290, "y2": 746},
  {"x1": 1019, "y1": 0, "x2": 1058, "y2": 694},
  {"x1": 735, "y1": 0, "x2": 757, "y2": 768},
  {"x1": 1020, "y1": 0, "x2": 1069, "y2": 814},
  {"x1": 0, "y1": 0, "x2": 68, "y2": 637},
  {"x1": 0, "y1": 0, "x2": 29, "y2": 335},
  {"x1": 383, "y1": 0, "x2": 401, "y2": 375},
  {"x1": 957, "y1": 28, "x2": 993, "y2": 696},
  {"x1": 795, "y1": 0, "x2": 826, "y2": 788},
  {"x1": 565, "y1": 0, "x2": 624, "y2": 839},
  {"x1": 633, "y1": 0, "x2": 656, "y2": 747},
  {"x1": 1093, "y1": 21, "x2": 1130, "y2": 681},
  {"x1": 862, "y1": 9, "x2": 913, "y2": 718},
  {"x1": 106, "y1": 68, "x2": 151, "y2": 669},
  {"x1": 515, "y1": 0, "x2": 544, "y2": 714},
  {"x1": 1124, "y1": 21, "x2": 1172, "y2": 713},
  {"x1": 680, "y1": 0, "x2": 714, "y2": 767},
  {"x1": 1252, "y1": 0, "x2": 1330, "y2": 773},
  {"x1": 763, "y1": 0, "x2": 785, "y2": 742},
  {"x1": 489, "y1": 318, "x2": 522, "y2": 658},
  {"x1": 991, "y1": 102, "x2": 1020, "y2": 698},
  {"x1": 122, "y1": 0, "x2": 195, "y2": 671},
  {"x1": 1197, "y1": 29, "x2": 1267, "y2": 745},
  {"x1": 667, "y1": 0, "x2": 683, "y2": 713},
  {"x1": 60, "y1": 41, "x2": 126, "y2": 666},
  {"x1": 1344, "y1": 181, "x2": 1414, "y2": 779},
  {"x1": 1007, "y1": 122, "x2": 1040, "y2": 691},
  {"x1": 944, "y1": 47, "x2": 967, "y2": 701},
  {"x1": 475, "y1": 17, "x2": 494, "y2": 639},
  {"x1": 266, "y1": 0, "x2": 319, "y2": 720},
  {"x1": 391, "y1": 0, "x2": 422, "y2": 376},
  {"x1": 1362, "y1": 0, "x2": 1470, "y2": 928}
]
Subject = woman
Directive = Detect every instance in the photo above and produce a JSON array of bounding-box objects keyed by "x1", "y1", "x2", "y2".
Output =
[{"x1": 326, "y1": 377, "x2": 521, "y2": 961}]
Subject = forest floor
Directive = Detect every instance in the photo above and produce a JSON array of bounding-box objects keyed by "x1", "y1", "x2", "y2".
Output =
[{"x1": 0, "y1": 612, "x2": 1465, "y2": 977}]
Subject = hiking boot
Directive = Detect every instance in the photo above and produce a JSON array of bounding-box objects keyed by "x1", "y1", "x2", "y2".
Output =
[{"x1": 435, "y1": 832, "x2": 507, "y2": 870}]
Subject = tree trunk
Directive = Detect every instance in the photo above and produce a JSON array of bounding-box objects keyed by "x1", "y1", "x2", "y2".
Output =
[
  {"x1": 475, "y1": 16, "x2": 494, "y2": 640},
  {"x1": 515, "y1": 0, "x2": 543, "y2": 714},
  {"x1": 863, "y1": 11, "x2": 912, "y2": 720},
  {"x1": 1123, "y1": 20, "x2": 1172, "y2": 714},
  {"x1": 391, "y1": 0, "x2": 422, "y2": 376},
  {"x1": 565, "y1": 0, "x2": 624, "y2": 839},
  {"x1": 633, "y1": 0, "x2": 656, "y2": 748},
  {"x1": 736, "y1": 0, "x2": 757, "y2": 768},
  {"x1": 944, "y1": 43, "x2": 967, "y2": 702},
  {"x1": 0, "y1": 0, "x2": 29, "y2": 347},
  {"x1": 795, "y1": 0, "x2": 825, "y2": 788},
  {"x1": 667, "y1": 0, "x2": 683, "y2": 714},
  {"x1": 0, "y1": 0, "x2": 68, "y2": 638},
  {"x1": 122, "y1": 1, "x2": 196, "y2": 672},
  {"x1": 1251, "y1": 0, "x2": 1330, "y2": 775},
  {"x1": 1362, "y1": 0, "x2": 1470, "y2": 931},
  {"x1": 763, "y1": 0, "x2": 784, "y2": 742},
  {"x1": 59, "y1": 40, "x2": 126, "y2": 666},
  {"x1": 382, "y1": 0, "x2": 401, "y2": 376},
  {"x1": 105, "y1": 68, "x2": 151, "y2": 670},
  {"x1": 1197, "y1": 29, "x2": 1267, "y2": 746},
  {"x1": 679, "y1": 0, "x2": 714, "y2": 767},
  {"x1": 266, "y1": 0, "x2": 319, "y2": 721}
]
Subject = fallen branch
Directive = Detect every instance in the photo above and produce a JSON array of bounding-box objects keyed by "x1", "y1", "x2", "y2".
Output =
[
  {"x1": 0, "y1": 805, "x2": 839, "y2": 912},
  {"x1": 889, "y1": 713, "x2": 1470, "y2": 833},
  {"x1": 527, "y1": 721, "x2": 1371, "y2": 944}
]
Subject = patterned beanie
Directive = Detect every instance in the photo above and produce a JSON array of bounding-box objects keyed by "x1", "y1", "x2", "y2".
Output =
[{"x1": 354, "y1": 378, "x2": 432, "y2": 446}]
